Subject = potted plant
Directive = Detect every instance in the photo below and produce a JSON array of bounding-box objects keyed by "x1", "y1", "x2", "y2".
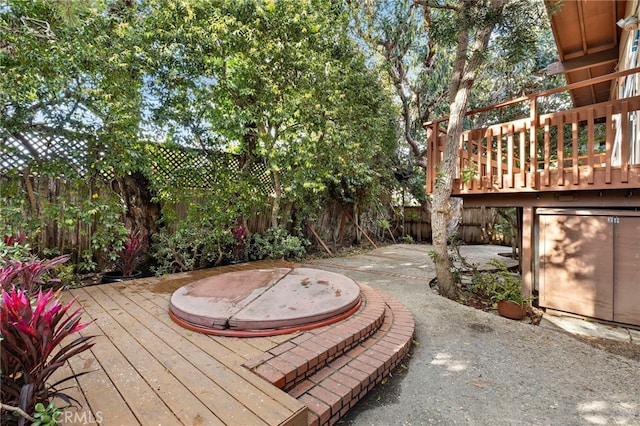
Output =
[
  {"x1": 492, "y1": 279, "x2": 531, "y2": 320},
  {"x1": 102, "y1": 231, "x2": 148, "y2": 283},
  {"x1": 471, "y1": 259, "x2": 531, "y2": 320}
]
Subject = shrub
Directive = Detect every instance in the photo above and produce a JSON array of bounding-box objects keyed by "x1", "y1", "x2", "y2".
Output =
[
  {"x1": 151, "y1": 223, "x2": 232, "y2": 275},
  {"x1": 469, "y1": 259, "x2": 529, "y2": 305},
  {"x1": 0, "y1": 288, "x2": 95, "y2": 425},
  {"x1": 248, "y1": 227, "x2": 308, "y2": 261},
  {"x1": 0, "y1": 234, "x2": 31, "y2": 265}
]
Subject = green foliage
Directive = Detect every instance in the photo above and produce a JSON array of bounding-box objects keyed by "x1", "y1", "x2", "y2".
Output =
[
  {"x1": 1, "y1": 0, "x2": 145, "y2": 175},
  {"x1": 495, "y1": 207, "x2": 517, "y2": 246},
  {"x1": 427, "y1": 248, "x2": 439, "y2": 262},
  {"x1": 470, "y1": 259, "x2": 530, "y2": 305},
  {"x1": 150, "y1": 209, "x2": 236, "y2": 276},
  {"x1": 460, "y1": 161, "x2": 478, "y2": 185},
  {"x1": 3, "y1": 0, "x2": 403, "y2": 268},
  {"x1": 142, "y1": 0, "x2": 400, "y2": 226},
  {"x1": 48, "y1": 262, "x2": 79, "y2": 289},
  {"x1": 32, "y1": 402, "x2": 63, "y2": 426},
  {"x1": 0, "y1": 234, "x2": 31, "y2": 264},
  {"x1": 248, "y1": 227, "x2": 308, "y2": 261},
  {"x1": 403, "y1": 166, "x2": 427, "y2": 205},
  {"x1": 39, "y1": 181, "x2": 128, "y2": 265},
  {"x1": 0, "y1": 175, "x2": 41, "y2": 239},
  {"x1": 151, "y1": 225, "x2": 230, "y2": 276},
  {"x1": 400, "y1": 235, "x2": 414, "y2": 244}
]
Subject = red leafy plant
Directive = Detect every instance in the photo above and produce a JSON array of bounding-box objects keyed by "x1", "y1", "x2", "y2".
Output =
[
  {"x1": 230, "y1": 225, "x2": 247, "y2": 260},
  {"x1": 2, "y1": 234, "x2": 26, "y2": 245},
  {"x1": 0, "y1": 255, "x2": 71, "y2": 295},
  {"x1": 0, "y1": 288, "x2": 95, "y2": 425},
  {"x1": 110, "y1": 231, "x2": 148, "y2": 276}
]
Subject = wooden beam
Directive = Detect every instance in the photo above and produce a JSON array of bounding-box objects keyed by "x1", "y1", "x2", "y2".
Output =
[{"x1": 543, "y1": 48, "x2": 619, "y2": 76}]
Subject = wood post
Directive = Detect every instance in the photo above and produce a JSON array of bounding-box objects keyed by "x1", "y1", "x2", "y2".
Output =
[{"x1": 305, "y1": 221, "x2": 333, "y2": 257}]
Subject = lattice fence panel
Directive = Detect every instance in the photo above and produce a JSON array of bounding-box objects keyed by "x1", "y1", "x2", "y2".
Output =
[
  {"x1": 1, "y1": 132, "x2": 90, "y2": 175},
  {"x1": 1, "y1": 132, "x2": 274, "y2": 193}
]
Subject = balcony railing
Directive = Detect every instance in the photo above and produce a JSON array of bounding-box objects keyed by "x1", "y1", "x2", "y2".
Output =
[{"x1": 425, "y1": 67, "x2": 640, "y2": 195}]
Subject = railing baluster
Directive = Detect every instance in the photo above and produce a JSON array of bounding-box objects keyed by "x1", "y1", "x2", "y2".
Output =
[
  {"x1": 464, "y1": 132, "x2": 471, "y2": 190},
  {"x1": 587, "y1": 108, "x2": 595, "y2": 184},
  {"x1": 508, "y1": 124, "x2": 515, "y2": 188},
  {"x1": 605, "y1": 105, "x2": 613, "y2": 183},
  {"x1": 544, "y1": 117, "x2": 551, "y2": 187},
  {"x1": 557, "y1": 115, "x2": 565, "y2": 186},
  {"x1": 497, "y1": 126, "x2": 504, "y2": 189},
  {"x1": 621, "y1": 101, "x2": 629, "y2": 183},
  {"x1": 475, "y1": 131, "x2": 482, "y2": 190},
  {"x1": 529, "y1": 98, "x2": 538, "y2": 189},
  {"x1": 520, "y1": 126, "x2": 526, "y2": 188},
  {"x1": 485, "y1": 128, "x2": 493, "y2": 190},
  {"x1": 530, "y1": 127, "x2": 537, "y2": 189},
  {"x1": 572, "y1": 112, "x2": 579, "y2": 185}
]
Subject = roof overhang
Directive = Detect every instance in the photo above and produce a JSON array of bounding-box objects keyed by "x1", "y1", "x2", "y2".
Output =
[{"x1": 544, "y1": 0, "x2": 629, "y2": 106}]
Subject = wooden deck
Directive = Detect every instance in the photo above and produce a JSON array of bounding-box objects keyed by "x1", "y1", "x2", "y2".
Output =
[{"x1": 55, "y1": 261, "x2": 308, "y2": 426}]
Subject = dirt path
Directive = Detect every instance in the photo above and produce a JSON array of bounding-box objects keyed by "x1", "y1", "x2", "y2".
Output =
[{"x1": 307, "y1": 244, "x2": 640, "y2": 426}]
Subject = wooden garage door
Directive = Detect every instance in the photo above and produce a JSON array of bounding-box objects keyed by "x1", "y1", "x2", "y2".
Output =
[
  {"x1": 539, "y1": 214, "x2": 614, "y2": 320},
  {"x1": 613, "y1": 216, "x2": 640, "y2": 324}
]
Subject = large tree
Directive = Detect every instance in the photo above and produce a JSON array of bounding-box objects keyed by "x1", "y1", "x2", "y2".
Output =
[
  {"x1": 2, "y1": 0, "x2": 400, "y2": 261},
  {"x1": 352, "y1": 0, "x2": 557, "y2": 299},
  {"x1": 142, "y1": 0, "x2": 399, "y2": 228},
  {"x1": 0, "y1": 0, "x2": 161, "y2": 260}
]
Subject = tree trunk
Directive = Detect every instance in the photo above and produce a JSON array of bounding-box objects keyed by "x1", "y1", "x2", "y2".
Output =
[
  {"x1": 430, "y1": 0, "x2": 503, "y2": 300},
  {"x1": 270, "y1": 169, "x2": 281, "y2": 228},
  {"x1": 112, "y1": 171, "x2": 161, "y2": 238}
]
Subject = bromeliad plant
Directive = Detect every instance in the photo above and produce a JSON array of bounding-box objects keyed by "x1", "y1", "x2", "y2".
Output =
[
  {"x1": 0, "y1": 288, "x2": 95, "y2": 425},
  {"x1": 230, "y1": 225, "x2": 247, "y2": 261},
  {"x1": 109, "y1": 231, "x2": 148, "y2": 276},
  {"x1": 0, "y1": 255, "x2": 71, "y2": 295}
]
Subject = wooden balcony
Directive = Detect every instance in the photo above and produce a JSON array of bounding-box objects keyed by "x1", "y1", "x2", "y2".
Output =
[{"x1": 425, "y1": 67, "x2": 640, "y2": 197}]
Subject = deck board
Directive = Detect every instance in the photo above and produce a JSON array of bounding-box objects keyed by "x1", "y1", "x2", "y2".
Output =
[
  {"x1": 82, "y1": 285, "x2": 247, "y2": 425},
  {"x1": 98, "y1": 284, "x2": 297, "y2": 425},
  {"x1": 70, "y1": 287, "x2": 196, "y2": 425},
  {"x1": 57, "y1": 262, "x2": 307, "y2": 425}
]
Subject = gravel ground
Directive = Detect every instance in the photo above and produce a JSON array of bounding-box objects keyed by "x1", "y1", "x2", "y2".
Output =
[{"x1": 306, "y1": 244, "x2": 640, "y2": 426}]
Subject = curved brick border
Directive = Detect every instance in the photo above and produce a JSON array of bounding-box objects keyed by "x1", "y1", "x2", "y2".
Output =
[{"x1": 243, "y1": 284, "x2": 415, "y2": 426}]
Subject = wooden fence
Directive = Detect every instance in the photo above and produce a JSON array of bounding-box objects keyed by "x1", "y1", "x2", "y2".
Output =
[
  {"x1": 1, "y1": 176, "x2": 511, "y2": 267},
  {"x1": 402, "y1": 205, "x2": 509, "y2": 245}
]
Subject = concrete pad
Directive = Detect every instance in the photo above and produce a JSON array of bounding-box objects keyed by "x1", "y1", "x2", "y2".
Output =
[{"x1": 541, "y1": 314, "x2": 633, "y2": 342}]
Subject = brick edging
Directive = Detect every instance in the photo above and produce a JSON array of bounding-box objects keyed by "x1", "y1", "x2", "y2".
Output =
[
  {"x1": 243, "y1": 284, "x2": 387, "y2": 390},
  {"x1": 293, "y1": 295, "x2": 415, "y2": 426}
]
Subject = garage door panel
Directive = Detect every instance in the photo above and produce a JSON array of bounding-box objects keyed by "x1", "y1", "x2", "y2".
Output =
[
  {"x1": 614, "y1": 217, "x2": 640, "y2": 325},
  {"x1": 539, "y1": 214, "x2": 614, "y2": 320}
]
